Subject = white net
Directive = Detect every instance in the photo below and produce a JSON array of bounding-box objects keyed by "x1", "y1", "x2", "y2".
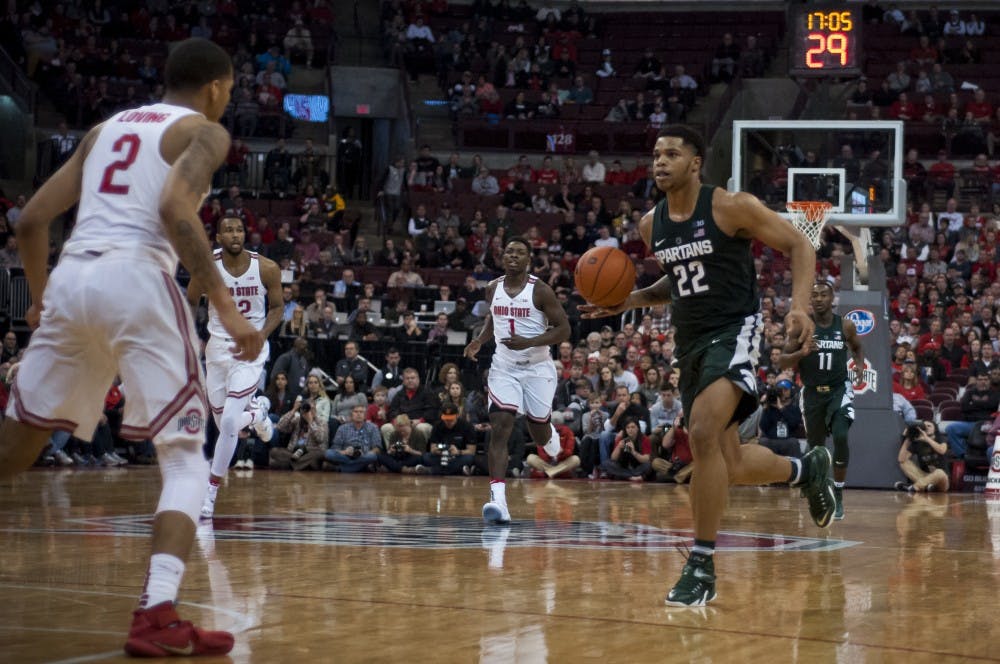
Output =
[{"x1": 786, "y1": 201, "x2": 833, "y2": 250}]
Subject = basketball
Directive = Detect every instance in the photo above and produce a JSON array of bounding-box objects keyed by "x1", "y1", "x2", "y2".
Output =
[{"x1": 574, "y1": 247, "x2": 636, "y2": 308}]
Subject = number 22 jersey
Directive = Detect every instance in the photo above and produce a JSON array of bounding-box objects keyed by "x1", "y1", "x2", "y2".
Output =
[{"x1": 651, "y1": 184, "x2": 759, "y2": 350}]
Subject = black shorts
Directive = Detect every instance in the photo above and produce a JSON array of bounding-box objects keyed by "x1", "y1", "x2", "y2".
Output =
[
  {"x1": 674, "y1": 314, "x2": 762, "y2": 427},
  {"x1": 800, "y1": 382, "x2": 855, "y2": 446}
]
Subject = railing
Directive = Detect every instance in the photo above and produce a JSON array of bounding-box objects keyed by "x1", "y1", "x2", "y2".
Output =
[{"x1": 0, "y1": 46, "x2": 36, "y2": 114}]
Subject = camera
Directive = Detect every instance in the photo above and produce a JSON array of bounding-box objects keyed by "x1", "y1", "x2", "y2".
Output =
[
  {"x1": 905, "y1": 424, "x2": 923, "y2": 440},
  {"x1": 392, "y1": 441, "x2": 406, "y2": 456},
  {"x1": 300, "y1": 402, "x2": 312, "y2": 413},
  {"x1": 437, "y1": 442, "x2": 451, "y2": 466}
]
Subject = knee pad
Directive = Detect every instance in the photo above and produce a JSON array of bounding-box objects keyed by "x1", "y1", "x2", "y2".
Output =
[{"x1": 155, "y1": 440, "x2": 210, "y2": 524}]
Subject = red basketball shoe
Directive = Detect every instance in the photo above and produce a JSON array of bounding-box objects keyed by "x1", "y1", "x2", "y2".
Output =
[{"x1": 124, "y1": 601, "x2": 234, "y2": 657}]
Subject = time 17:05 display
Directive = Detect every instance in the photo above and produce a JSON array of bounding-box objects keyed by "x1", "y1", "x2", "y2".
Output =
[{"x1": 791, "y1": 6, "x2": 862, "y2": 76}]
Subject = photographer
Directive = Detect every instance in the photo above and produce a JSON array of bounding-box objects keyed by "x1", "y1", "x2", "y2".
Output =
[
  {"x1": 377, "y1": 414, "x2": 429, "y2": 473},
  {"x1": 896, "y1": 421, "x2": 950, "y2": 492},
  {"x1": 602, "y1": 417, "x2": 652, "y2": 481},
  {"x1": 324, "y1": 404, "x2": 381, "y2": 472},
  {"x1": 269, "y1": 398, "x2": 329, "y2": 470},
  {"x1": 424, "y1": 404, "x2": 476, "y2": 475},
  {"x1": 651, "y1": 415, "x2": 692, "y2": 483},
  {"x1": 757, "y1": 379, "x2": 805, "y2": 457}
]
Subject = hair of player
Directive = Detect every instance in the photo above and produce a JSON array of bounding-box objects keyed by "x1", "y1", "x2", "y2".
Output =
[
  {"x1": 218, "y1": 215, "x2": 245, "y2": 232},
  {"x1": 164, "y1": 38, "x2": 233, "y2": 92},
  {"x1": 656, "y1": 125, "x2": 706, "y2": 159},
  {"x1": 504, "y1": 235, "x2": 532, "y2": 252}
]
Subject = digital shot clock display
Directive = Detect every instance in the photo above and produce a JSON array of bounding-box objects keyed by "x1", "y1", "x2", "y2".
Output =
[{"x1": 790, "y1": 5, "x2": 862, "y2": 76}]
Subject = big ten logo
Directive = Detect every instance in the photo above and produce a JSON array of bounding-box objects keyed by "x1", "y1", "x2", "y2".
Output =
[
  {"x1": 546, "y1": 130, "x2": 575, "y2": 153},
  {"x1": 845, "y1": 309, "x2": 876, "y2": 336},
  {"x1": 847, "y1": 358, "x2": 877, "y2": 394}
]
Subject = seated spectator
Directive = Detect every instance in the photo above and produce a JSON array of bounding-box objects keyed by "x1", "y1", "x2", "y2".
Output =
[
  {"x1": 309, "y1": 305, "x2": 337, "y2": 338},
  {"x1": 909, "y1": 36, "x2": 937, "y2": 69},
  {"x1": 422, "y1": 404, "x2": 476, "y2": 475},
  {"x1": 504, "y1": 91, "x2": 535, "y2": 119},
  {"x1": 927, "y1": 150, "x2": 956, "y2": 199},
  {"x1": 595, "y1": 48, "x2": 615, "y2": 78},
  {"x1": 565, "y1": 76, "x2": 593, "y2": 105},
  {"x1": 581, "y1": 151, "x2": 606, "y2": 183},
  {"x1": 472, "y1": 167, "x2": 500, "y2": 195},
  {"x1": 388, "y1": 259, "x2": 425, "y2": 288},
  {"x1": 945, "y1": 374, "x2": 999, "y2": 457},
  {"x1": 966, "y1": 88, "x2": 993, "y2": 124},
  {"x1": 896, "y1": 421, "x2": 950, "y2": 492},
  {"x1": 757, "y1": 379, "x2": 805, "y2": 457},
  {"x1": 633, "y1": 47, "x2": 661, "y2": 80},
  {"x1": 602, "y1": 417, "x2": 652, "y2": 481},
  {"x1": 890, "y1": 92, "x2": 916, "y2": 121},
  {"x1": 651, "y1": 415, "x2": 693, "y2": 483},
  {"x1": 524, "y1": 411, "x2": 580, "y2": 478},
  {"x1": 604, "y1": 99, "x2": 630, "y2": 123},
  {"x1": 710, "y1": 32, "x2": 740, "y2": 82},
  {"x1": 269, "y1": 400, "x2": 329, "y2": 470},
  {"x1": 377, "y1": 414, "x2": 428, "y2": 473},
  {"x1": 381, "y1": 368, "x2": 439, "y2": 444},
  {"x1": 280, "y1": 306, "x2": 308, "y2": 338},
  {"x1": 324, "y1": 404, "x2": 381, "y2": 472},
  {"x1": 893, "y1": 361, "x2": 927, "y2": 401},
  {"x1": 670, "y1": 65, "x2": 698, "y2": 109},
  {"x1": 503, "y1": 180, "x2": 532, "y2": 210},
  {"x1": 738, "y1": 34, "x2": 766, "y2": 78},
  {"x1": 887, "y1": 61, "x2": 911, "y2": 94}
]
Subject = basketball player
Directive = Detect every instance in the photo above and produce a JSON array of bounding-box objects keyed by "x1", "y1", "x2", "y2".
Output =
[
  {"x1": 581, "y1": 126, "x2": 835, "y2": 607},
  {"x1": 779, "y1": 281, "x2": 865, "y2": 521},
  {"x1": 188, "y1": 215, "x2": 283, "y2": 519},
  {"x1": 464, "y1": 237, "x2": 570, "y2": 524},
  {"x1": 0, "y1": 39, "x2": 255, "y2": 655}
]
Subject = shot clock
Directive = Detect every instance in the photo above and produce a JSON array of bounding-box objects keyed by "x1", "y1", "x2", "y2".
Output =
[{"x1": 790, "y1": 5, "x2": 862, "y2": 76}]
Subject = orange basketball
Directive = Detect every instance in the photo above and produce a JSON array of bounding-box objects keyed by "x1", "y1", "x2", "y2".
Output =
[{"x1": 574, "y1": 246, "x2": 637, "y2": 308}]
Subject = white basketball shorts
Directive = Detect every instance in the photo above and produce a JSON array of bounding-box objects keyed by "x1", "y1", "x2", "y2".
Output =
[
  {"x1": 6, "y1": 252, "x2": 206, "y2": 444},
  {"x1": 204, "y1": 335, "x2": 268, "y2": 415},
  {"x1": 487, "y1": 357, "x2": 557, "y2": 423}
]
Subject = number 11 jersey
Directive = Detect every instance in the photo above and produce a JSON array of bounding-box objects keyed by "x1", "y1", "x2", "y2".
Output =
[{"x1": 651, "y1": 184, "x2": 759, "y2": 350}]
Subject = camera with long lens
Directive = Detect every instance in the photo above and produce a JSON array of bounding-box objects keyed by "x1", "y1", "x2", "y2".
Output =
[
  {"x1": 392, "y1": 440, "x2": 406, "y2": 456},
  {"x1": 437, "y1": 442, "x2": 451, "y2": 466},
  {"x1": 905, "y1": 424, "x2": 923, "y2": 440}
]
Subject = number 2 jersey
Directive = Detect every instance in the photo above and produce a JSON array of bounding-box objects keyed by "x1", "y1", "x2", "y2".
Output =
[
  {"x1": 65, "y1": 102, "x2": 201, "y2": 273},
  {"x1": 651, "y1": 184, "x2": 759, "y2": 351},
  {"x1": 490, "y1": 275, "x2": 552, "y2": 366},
  {"x1": 207, "y1": 249, "x2": 268, "y2": 338}
]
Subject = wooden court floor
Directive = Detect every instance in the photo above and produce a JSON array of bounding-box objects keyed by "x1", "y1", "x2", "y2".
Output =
[{"x1": 1, "y1": 468, "x2": 998, "y2": 663}]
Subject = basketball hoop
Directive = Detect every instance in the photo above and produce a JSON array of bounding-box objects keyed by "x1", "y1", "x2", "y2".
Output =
[{"x1": 786, "y1": 201, "x2": 833, "y2": 250}]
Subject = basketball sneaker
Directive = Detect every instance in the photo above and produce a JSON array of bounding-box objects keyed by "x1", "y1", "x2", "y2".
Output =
[
  {"x1": 800, "y1": 446, "x2": 836, "y2": 528},
  {"x1": 833, "y1": 486, "x2": 844, "y2": 521},
  {"x1": 482, "y1": 485, "x2": 511, "y2": 525},
  {"x1": 249, "y1": 396, "x2": 273, "y2": 443},
  {"x1": 200, "y1": 484, "x2": 218, "y2": 520},
  {"x1": 124, "y1": 601, "x2": 234, "y2": 657},
  {"x1": 542, "y1": 424, "x2": 562, "y2": 458},
  {"x1": 665, "y1": 553, "x2": 716, "y2": 607}
]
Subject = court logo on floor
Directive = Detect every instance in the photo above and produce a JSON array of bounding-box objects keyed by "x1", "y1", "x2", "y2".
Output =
[{"x1": 43, "y1": 512, "x2": 859, "y2": 552}]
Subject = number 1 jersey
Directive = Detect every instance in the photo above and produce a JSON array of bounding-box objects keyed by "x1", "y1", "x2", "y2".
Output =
[
  {"x1": 68, "y1": 102, "x2": 201, "y2": 272},
  {"x1": 490, "y1": 275, "x2": 552, "y2": 366},
  {"x1": 651, "y1": 184, "x2": 759, "y2": 350}
]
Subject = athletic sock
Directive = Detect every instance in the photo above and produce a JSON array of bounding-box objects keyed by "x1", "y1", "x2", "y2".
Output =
[
  {"x1": 787, "y1": 457, "x2": 804, "y2": 485},
  {"x1": 692, "y1": 539, "x2": 715, "y2": 559},
  {"x1": 489, "y1": 479, "x2": 506, "y2": 504},
  {"x1": 139, "y1": 553, "x2": 185, "y2": 608},
  {"x1": 834, "y1": 481, "x2": 845, "y2": 490}
]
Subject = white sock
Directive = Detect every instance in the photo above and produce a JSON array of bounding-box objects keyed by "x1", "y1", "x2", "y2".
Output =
[
  {"x1": 139, "y1": 553, "x2": 185, "y2": 608},
  {"x1": 834, "y1": 481, "x2": 845, "y2": 489},
  {"x1": 205, "y1": 482, "x2": 219, "y2": 501},
  {"x1": 490, "y1": 481, "x2": 506, "y2": 505}
]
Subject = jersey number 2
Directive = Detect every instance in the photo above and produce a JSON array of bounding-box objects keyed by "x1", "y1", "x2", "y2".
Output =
[
  {"x1": 98, "y1": 134, "x2": 141, "y2": 195},
  {"x1": 237, "y1": 300, "x2": 252, "y2": 315}
]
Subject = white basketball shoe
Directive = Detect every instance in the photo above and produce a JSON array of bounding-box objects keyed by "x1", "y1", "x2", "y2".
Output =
[
  {"x1": 542, "y1": 423, "x2": 562, "y2": 458},
  {"x1": 249, "y1": 396, "x2": 273, "y2": 443}
]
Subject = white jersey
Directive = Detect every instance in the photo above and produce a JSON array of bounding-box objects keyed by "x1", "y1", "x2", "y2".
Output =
[
  {"x1": 491, "y1": 275, "x2": 552, "y2": 366},
  {"x1": 65, "y1": 102, "x2": 202, "y2": 273},
  {"x1": 207, "y1": 249, "x2": 268, "y2": 338}
]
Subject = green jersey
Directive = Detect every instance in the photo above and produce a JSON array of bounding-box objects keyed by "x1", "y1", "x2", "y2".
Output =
[
  {"x1": 651, "y1": 184, "x2": 759, "y2": 350},
  {"x1": 799, "y1": 314, "x2": 849, "y2": 388}
]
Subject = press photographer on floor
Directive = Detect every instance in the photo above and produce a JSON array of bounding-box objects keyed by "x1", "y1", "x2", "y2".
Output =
[{"x1": 896, "y1": 420, "x2": 949, "y2": 492}]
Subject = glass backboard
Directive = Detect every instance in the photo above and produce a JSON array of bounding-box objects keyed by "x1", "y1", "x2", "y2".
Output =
[{"x1": 728, "y1": 120, "x2": 905, "y2": 227}]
